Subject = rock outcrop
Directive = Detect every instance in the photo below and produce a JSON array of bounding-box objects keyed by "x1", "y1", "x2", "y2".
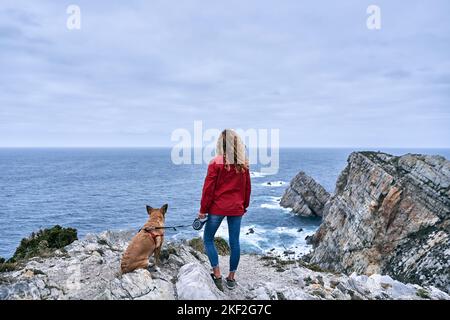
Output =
[
  {"x1": 1, "y1": 230, "x2": 448, "y2": 300},
  {"x1": 280, "y1": 172, "x2": 330, "y2": 217},
  {"x1": 0, "y1": 230, "x2": 221, "y2": 300},
  {"x1": 309, "y1": 152, "x2": 450, "y2": 292}
]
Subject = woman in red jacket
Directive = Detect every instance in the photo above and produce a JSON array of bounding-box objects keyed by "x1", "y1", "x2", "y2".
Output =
[{"x1": 198, "y1": 129, "x2": 251, "y2": 291}]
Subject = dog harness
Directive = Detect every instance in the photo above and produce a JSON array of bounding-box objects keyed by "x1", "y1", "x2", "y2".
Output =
[{"x1": 141, "y1": 227, "x2": 164, "y2": 243}]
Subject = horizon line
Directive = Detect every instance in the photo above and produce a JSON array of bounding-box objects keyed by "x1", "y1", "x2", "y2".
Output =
[{"x1": 1, "y1": 146, "x2": 450, "y2": 149}]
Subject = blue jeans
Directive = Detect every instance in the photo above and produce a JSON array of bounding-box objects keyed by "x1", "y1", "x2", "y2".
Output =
[{"x1": 203, "y1": 214, "x2": 242, "y2": 273}]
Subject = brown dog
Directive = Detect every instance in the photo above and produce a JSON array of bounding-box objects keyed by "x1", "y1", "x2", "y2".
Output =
[{"x1": 120, "y1": 204, "x2": 168, "y2": 274}]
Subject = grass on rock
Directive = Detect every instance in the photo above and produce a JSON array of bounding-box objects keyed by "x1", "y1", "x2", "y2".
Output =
[
  {"x1": 0, "y1": 225, "x2": 78, "y2": 272},
  {"x1": 188, "y1": 237, "x2": 230, "y2": 255}
]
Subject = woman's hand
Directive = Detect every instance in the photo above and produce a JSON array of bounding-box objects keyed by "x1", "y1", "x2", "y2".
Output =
[{"x1": 198, "y1": 212, "x2": 207, "y2": 220}]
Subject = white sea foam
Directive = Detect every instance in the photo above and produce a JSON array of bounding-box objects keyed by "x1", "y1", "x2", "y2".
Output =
[
  {"x1": 260, "y1": 203, "x2": 291, "y2": 213},
  {"x1": 196, "y1": 222, "x2": 315, "y2": 258},
  {"x1": 245, "y1": 225, "x2": 314, "y2": 258},
  {"x1": 273, "y1": 226, "x2": 315, "y2": 238},
  {"x1": 261, "y1": 181, "x2": 286, "y2": 187},
  {"x1": 250, "y1": 171, "x2": 269, "y2": 178},
  {"x1": 260, "y1": 196, "x2": 291, "y2": 213},
  {"x1": 261, "y1": 226, "x2": 316, "y2": 258},
  {"x1": 197, "y1": 223, "x2": 266, "y2": 253},
  {"x1": 264, "y1": 244, "x2": 312, "y2": 258}
]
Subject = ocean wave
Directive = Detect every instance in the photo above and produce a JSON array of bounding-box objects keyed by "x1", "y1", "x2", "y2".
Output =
[
  {"x1": 260, "y1": 196, "x2": 291, "y2": 212},
  {"x1": 261, "y1": 181, "x2": 286, "y2": 187},
  {"x1": 250, "y1": 171, "x2": 269, "y2": 178},
  {"x1": 195, "y1": 223, "x2": 265, "y2": 253},
  {"x1": 243, "y1": 225, "x2": 314, "y2": 258},
  {"x1": 260, "y1": 203, "x2": 291, "y2": 212},
  {"x1": 194, "y1": 223, "x2": 315, "y2": 258},
  {"x1": 259, "y1": 226, "x2": 316, "y2": 258},
  {"x1": 273, "y1": 226, "x2": 315, "y2": 237},
  {"x1": 264, "y1": 244, "x2": 312, "y2": 258}
]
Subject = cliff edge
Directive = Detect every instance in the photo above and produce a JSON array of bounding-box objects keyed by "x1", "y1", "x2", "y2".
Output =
[
  {"x1": 0, "y1": 229, "x2": 448, "y2": 300},
  {"x1": 308, "y1": 152, "x2": 450, "y2": 292}
]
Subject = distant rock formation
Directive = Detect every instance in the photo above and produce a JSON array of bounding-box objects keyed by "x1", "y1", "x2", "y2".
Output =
[
  {"x1": 308, "y1": 152, "x2": 450, "y2": 293},
  {"x1": 280, "y1": 171, "x2": 330, "y2": 217}
]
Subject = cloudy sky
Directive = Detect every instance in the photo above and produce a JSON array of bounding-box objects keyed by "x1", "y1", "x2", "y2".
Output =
[{"x1": 1, "y1": 0, "x2": 449, "y2": 147}]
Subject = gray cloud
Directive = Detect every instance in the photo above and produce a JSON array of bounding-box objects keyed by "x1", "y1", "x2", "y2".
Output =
[
  {"x1": 0, "y1": 0, "x2": 449, "y2": 147},
  {"x1": 384, "y1": 70, "x2": 412, "y2": 79}
]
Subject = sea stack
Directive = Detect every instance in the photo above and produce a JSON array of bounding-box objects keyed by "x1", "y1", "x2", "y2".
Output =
[{"x1": 280, "y1": 171, "x2": 330, "y2": 217}]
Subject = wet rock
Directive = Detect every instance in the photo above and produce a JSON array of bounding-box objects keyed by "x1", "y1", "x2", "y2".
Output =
[{"x1": 248, "y1": 228, "x2": 255, "y2": 234}]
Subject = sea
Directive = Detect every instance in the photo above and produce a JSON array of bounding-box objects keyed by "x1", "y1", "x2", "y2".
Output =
[{"x1": 1, "y1": 148, "x2": 449, "y2": 259}]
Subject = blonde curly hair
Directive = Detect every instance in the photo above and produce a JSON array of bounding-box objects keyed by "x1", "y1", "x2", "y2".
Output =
[{"x1": 216, "y1": 129, "x2": 249, "y2": 172}]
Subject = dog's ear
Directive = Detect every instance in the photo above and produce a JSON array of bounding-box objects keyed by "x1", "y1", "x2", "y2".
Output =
[
  {"x1": 160, "y1": 204, "x2": 168, "y2": 215},
  {"x1": 146, "y1": 205, "x2": 153, "y2": 215}
]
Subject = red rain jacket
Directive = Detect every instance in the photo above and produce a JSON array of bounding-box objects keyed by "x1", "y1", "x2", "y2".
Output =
[{"x1": 200, "y1": 156, "x2": 251, "y2": 216}]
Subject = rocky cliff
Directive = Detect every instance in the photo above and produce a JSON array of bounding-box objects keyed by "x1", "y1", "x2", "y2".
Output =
[
  {"x1": 0, "y1": 230, "x2": 448, "y2": 300},
  {"x1": 280, "y1": 172, "x2": 330, "y2": 217},
  {"x1": 308, "y1": 152, "x2": 450, "y2": 292}
]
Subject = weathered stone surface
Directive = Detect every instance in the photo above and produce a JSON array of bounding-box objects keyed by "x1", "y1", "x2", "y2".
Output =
[
  {"x1": 176, "y1": 263, "x2": 226, "y2": 300},
  {"x1": 309, "y1": 152, "x2": 450, "y2": 292},
  {"x1": 0, "y1": 228, "x2": 448, "y2": 300},
  {"x1": 0, "y1": 230, "x2": 186, "y2": 300},
  {"x1": 218, "y1": 254, "x2": 449, "y2": 300},
  {"x1": 280, "y1": 172, "x2": 330, "y2": 217}
]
